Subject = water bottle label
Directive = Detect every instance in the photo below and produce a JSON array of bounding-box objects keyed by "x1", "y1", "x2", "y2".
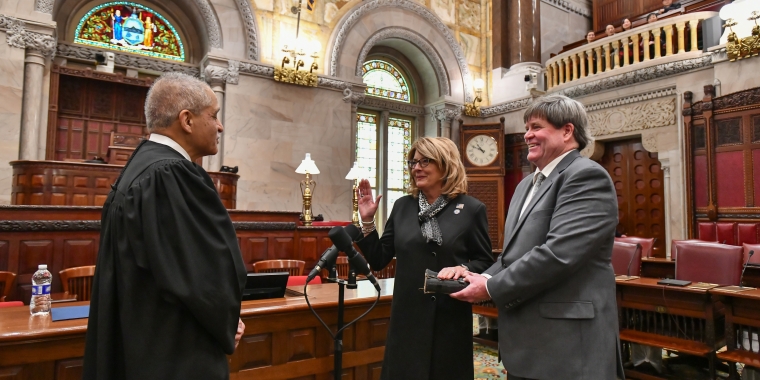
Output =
[{"x1": 32, "y1": 284, "x2": 51, "y2": 295}]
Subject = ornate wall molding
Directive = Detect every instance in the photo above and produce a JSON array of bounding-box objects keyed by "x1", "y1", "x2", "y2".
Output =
[
  {"x1": 433, "y1": 106, "x2": 462, "y2": 122},
  {"x1": 712, "y1": 87, "x2": 760, "y2": 111},
  {"x1": 480, "y1": 97, "x2": 533, "y2": 117},
  {"x1": 329, "y1": 0, "x2": 473, "y2": 102},
  {"x1": 587, "y1": 97, "x2": 676, "y2": 137},
  {"x1": 238, "y1": 61, "x2": 274, "y2": 77},
  {"x1": 356, "y1": 27, "x2": 450, "y2": 97},
  {"x1": 232, "y1": 222, "x2": 297, "y2": 230},
  {"x1": 204, "y1": 60, "x2": 240, "y2": 85},
  {"x1": 234, "y1": 0, "x2": 259, "y2": 60},
  {"x1": 361, "y1": 96, "x2": 426, "y2": 115},
  {"x1": 0, "y1": 15, "x2": 56, "y2": 58},
  {"x1": 542, "y1": 0, "x2": 591, "y2": 18},
  {"x1": 642, "y1": 131, "x2": 658, "y2": 152},
  {"x1": 35, "y1": 0, "x2": 55, "y2": 14},
  {"x1": 56, "y1": 43, "x2": 200, "y2": 76},
  {"x1": 585, "y1": 86, "x2": 677, "y2": 112},
  {"x1": 554, "y1": 55, "x2": 713, "y2": 99},
  {"x1": 0, "y1": 220, "x2": 101, "y2": 232},
  {"x1": 192, "y1": 0, "x2": 222, "y2": 49}
]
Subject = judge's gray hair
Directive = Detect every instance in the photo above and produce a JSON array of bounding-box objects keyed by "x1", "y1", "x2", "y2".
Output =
[
  {"x1": 523, "y1": 94, "x2": 590, "y2": 151},
  {"x1": 144, "y1": 72, "x2": 214, "y2": 132}
]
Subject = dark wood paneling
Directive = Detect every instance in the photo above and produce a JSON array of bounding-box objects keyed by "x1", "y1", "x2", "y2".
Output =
[
  {"x1": 54, "y1": 359, "x2": 83, "y2": 380},
  {"x1": 467, "y1": 177, "x2": 505, "y2": 250},
  {"x1": 599, "y1": 138, "x2": 666, "y2": 257}
]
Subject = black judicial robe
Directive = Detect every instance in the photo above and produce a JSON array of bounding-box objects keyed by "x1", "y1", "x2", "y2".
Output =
[
  {"x1": 356, "y1": 195, "x2": 494, "y2": 380},
  {"x1": 83, "y1": 141, "x2": 247, "y2": 380}
]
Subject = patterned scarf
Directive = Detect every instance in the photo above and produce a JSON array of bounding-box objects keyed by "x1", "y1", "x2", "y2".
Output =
[{"x1": 418, "y1": 192, "x2": 449, "y2": 245}]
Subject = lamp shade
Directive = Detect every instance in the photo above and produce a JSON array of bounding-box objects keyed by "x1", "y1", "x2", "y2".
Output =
[
  {"x1": 295, "y1": 153, "x2": 320, "y2": 174},
  {"x1": 345, "y1": 161, "x2": 364, "y2": 180},
  {"x1": 473, "y1": 78, "x2": 485, "y2": 92}
]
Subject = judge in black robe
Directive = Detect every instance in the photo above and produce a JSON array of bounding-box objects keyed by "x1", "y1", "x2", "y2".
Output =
[
  {"x1": 83, "y1": 72, "x2": 247, "y2": 380},
  {"x1": 355, "y1": 137, "x2": 494, "y2": 380}
]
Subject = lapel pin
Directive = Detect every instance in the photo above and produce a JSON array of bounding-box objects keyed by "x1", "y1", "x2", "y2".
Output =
[
  {"x1": 454, "y1": 209, "x2": 461, "y2": 214},
  {"x1": 456, "y1": 204, "x2": 464, "y2": 209}
]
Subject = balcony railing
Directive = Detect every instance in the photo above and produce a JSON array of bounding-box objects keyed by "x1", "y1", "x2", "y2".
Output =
[{"x1": 545, "y1": 11, "x2": 718, "y2": 90}]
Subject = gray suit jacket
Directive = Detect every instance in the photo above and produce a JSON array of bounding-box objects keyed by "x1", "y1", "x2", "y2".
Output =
[{"x1": 483, "y1": 150, "x2": 624, "y2": 379}]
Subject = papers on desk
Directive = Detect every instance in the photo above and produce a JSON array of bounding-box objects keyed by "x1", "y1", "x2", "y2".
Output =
[
  {"x1": 51, "y1": 305, "x2": 90, "y2": 321},
  {"x1": 687, "y1": 282, "x2": 721, "y2": 290},
  {"x1": 716, "y1": 285, "x2": 757, "y2": 293},
  {"x1": 615, "y1": 275, "x2": 640, "y2": 281}
]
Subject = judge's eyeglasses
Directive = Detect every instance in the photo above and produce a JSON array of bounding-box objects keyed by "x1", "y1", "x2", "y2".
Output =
[{"x1": 407, "y1": 158, "x2": 433, "y2": 170}]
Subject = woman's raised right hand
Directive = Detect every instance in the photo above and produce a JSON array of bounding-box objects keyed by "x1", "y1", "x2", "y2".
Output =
[{"x1": 357, "y1": 179, "x2": 382, "y2": 222}]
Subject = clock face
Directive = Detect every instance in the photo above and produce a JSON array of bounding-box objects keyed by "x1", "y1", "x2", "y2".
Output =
[{"x1": 466, "y1": 135, "x2": 498, "y2": 166}]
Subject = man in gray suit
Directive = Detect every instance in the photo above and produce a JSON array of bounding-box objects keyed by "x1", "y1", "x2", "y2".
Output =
[{"x1": 452, "y1": 95, "x2": 624, "y2": 379}]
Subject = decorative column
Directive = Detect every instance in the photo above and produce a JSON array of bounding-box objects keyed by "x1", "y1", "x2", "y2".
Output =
[
  {"x1": 203, "y1": 60, "x2": 239, "y2": 171},
  {"x1": 585, "y1": 49, "x2": 593, "y2": 75},
  {"x1": 662, "y1": 164, "x2": 672, "y2": 258},
  {"x1": 506, "y1": 0, "x2": 541, "y2": 66},
  {"x1": 546, "y1": 65, "x2": 553, "y2": 89},
  {"x1": 688, "y1": 20, "x2": 699, "y2": 52},
  {"x1": 642, "y1": 31, "x2": 651, "y2": 61},
  {"x1": 553, "y1": 63, "x2": 559, "y2": 86},
  {"x1": 564, "y1": 58, "x2": 571, "y2": 83},
  {"x1": 632, "y1": 34, "x2": 640, "y2": 63},
  {"x1": 558, "y1": 59, "x2": 565, "y2": 84},
  {"x1": 653, "y1": 28, "x2": 662, "y2": 59},
  {"x1": 434, "y1": 106, "x2": 461, "y2": 139},
  {"x1": 19, "y1": 49, "x2": 47, "y2": 160},
  {"x1": 622, "y1": 38, "x2": 629, "y2": 67},
  {"x1": 603, "y1": 44, "x2": 611, "y2": 72},
  {"x1": 676, "y1": 22, "x2": 686, "y2": 54},
  {"x1": 612, "y1": 40, "x2": 620, "y2": 69},
  {"x1": 580, "y1": 51, "x2": 587, "y2": 78},
  {"x1": 341, "y1": 84, "x2": 366, "y2": 162},
  {"x1": 571, "y1": 55, "x2": 578, "y2": 81},
  {"x1": 664, "y1": 26, "x2": 674, "y2": 57},
  {"x1": 594, "y1": 46, "x2": 603, "y2": 73}
]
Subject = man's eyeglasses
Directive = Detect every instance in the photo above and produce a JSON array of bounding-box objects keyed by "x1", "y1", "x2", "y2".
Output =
[{"x1": 407, "y1": 157, "x2": 433, "y2": 169}]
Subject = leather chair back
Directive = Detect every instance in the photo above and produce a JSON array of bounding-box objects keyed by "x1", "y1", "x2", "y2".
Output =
[
  {"x1": 615, "y1": 237, "x2": 655, "y2": 258},
  {"x1": 611, "y1": 242, "x2": 642, "y2": 276},
  {"x1": 59, "y1": 265, "x2": 96, "y2": 301},
  {"x1": 253, "y1": 260, "x2": 305, "y2": 276},
  {"x1": 0, "y1": 271, "x2": 17, "y2": 302},
  {"x1": 742, "y1": 243, "x2": 760, "y2": 265},
  {"x1": 675, "y1": 242, "x2": 743, "y2": 285},
  {"x1": 671, "y1": 239, "x2": 709, "y2": 261}
]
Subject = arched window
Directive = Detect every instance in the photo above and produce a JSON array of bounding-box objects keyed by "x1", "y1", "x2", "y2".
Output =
[
  {"x1": 357, "y1": 58, "x2": 416, "y2": 225},
  {"x1": 362, "y1": 60, "x2": 411, "y2": 103},
  {"x1": 74, "y1": 2, "x2": 185, "y2": 62}
]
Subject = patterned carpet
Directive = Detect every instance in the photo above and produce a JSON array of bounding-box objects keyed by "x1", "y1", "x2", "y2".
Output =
[{"x1": 474, "y1": 343, "x2": 507, "y2": 379}]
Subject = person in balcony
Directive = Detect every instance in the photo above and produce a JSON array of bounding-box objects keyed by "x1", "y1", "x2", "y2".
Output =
[
  {"x1": 621, "y1": 19, "x2": 635, "y2": 65},
  {"x1": 659, "y1": 0, "x2": 682, "y2": 14},
  {"x1": 585, "y1": 30, "x2": 597, "y2": 74},
  {"x1": 604, "y1": 25, "x2": 619, "y2": 69}
]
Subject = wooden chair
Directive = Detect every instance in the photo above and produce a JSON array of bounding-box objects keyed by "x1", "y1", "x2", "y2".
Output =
[
  {"x1": 253, "y1": 260, "x2": 305, "y2": 276},
  {"x1": 0, "y1": 271, "x2": 17, "y2": 302},
  {"x1": 373, "y1": 257, "x2": 396, "y2": 279},
  {"x1": 335, "y1": 256, "x2": 350, "y2": 279},
  {"x1": 335, "y1": 256, "x2": 396, "y2": 279},
  {"x1": 59, "y1": 265, "x2": 96, "y2": 301}
]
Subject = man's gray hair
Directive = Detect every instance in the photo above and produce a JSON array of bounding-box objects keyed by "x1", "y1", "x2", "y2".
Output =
[
  {"x1": 523, "y1": 94, "x2": 590, "y2": 151},
  {"x1": 144, "y1": 72, "x2": 214, "y2": 132}
]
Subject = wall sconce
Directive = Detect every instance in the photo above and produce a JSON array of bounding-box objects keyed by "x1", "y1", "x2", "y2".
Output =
[
  {"x1": 724, "y1": 13, "x2": 760, "y2": 61},
  {"x1": 464, "y1": 78, "x2": 485, "y2": 117},
  {"x1": 344, "y1": 161, "x2": 364, "y2": 227},
  {"x1": 296, "y1": 153, "x2": 320, "y2": 226}
]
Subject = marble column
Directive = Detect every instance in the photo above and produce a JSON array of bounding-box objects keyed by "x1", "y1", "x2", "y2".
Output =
[
  {"x1": 19, "y1": 49, "x2": 46, "y2": 160},
  {"x1": 506, "y1": 0, "x2": 541, "y2": 66},
  {"x1": 208, "y1": 82, "x2": 225, "y2": 171}
]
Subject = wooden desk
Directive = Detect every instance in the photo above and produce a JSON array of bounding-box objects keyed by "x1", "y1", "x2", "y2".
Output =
[
  {"x1": 50, "y1": 292, "x2": 77, "y2": 304},
  {"x1": 710, "y1": 287, "x2": 760, "y2": 380},
  {"x1": 616, "y1": 277, "x2": 725, "y2": 379},
  {"x1": 0, "y1": 279, "x2": 393, "y2": 380}
]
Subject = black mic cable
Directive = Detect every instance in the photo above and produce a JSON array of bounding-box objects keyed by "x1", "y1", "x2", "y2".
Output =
[
  {"x1": 333, "y1": 224, "x2": 381, "y2": 292},
  {"x1": 625, "y1": 243, "x2": 641, "y2": 278}
]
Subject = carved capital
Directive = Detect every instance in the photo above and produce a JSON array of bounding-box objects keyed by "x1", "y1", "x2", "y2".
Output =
[
  {"x1": 35, "y1": 0, "x2": 55, "y2": 14},
  {"x1": 433, "y1": 107, "x2": 462, "y2": 122},
  {"x1": 0, "y1": 15, "x2": 56, "y2": 58}
]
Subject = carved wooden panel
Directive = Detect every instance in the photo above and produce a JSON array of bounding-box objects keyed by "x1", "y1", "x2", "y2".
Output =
[
  {"x1": 600, "y1": 138, "x2": 666, "y2": 257},
  {"x1": 0, "y1": 241, "x2": 8, "y2": 271},
  {"x1": 54, "y1": 359, "x2": 83, "y2": 380},
  {"x1": 467, "y1": 177, "x2": 505, "y2": 250},
  {"x1": 238, "y1": 333, "x2": 273, "y2": 369},
  {"x1": 287, "y1": 328, "x2": 317, "y2": 362},
  {"x1": 239, "y1": 236, "x2": 269, "y2": 272},
  {"x1": 61, "y1": 240, "x2": 98, "y2": 269}
]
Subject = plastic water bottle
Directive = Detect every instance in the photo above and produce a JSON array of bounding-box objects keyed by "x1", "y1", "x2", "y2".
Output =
[{"x1": 30, "y1": 264, "x2": 52, "y2": 316}]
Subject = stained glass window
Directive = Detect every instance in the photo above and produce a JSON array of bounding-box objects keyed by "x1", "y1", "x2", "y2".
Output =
[
  {"x1": 362, "y1": 60, "x2": 411, "y2": 103},
  {"x1": 74, "y1": 2, "x2": 185, "y2": 62},
  {"x1": 357, "y1": 112, "x2": 378, "y2": 189},
  {"x1": 386, "y1": 117, "x2": 412, "y2": 218}
]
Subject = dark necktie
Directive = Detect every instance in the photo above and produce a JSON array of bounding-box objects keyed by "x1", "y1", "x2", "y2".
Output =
[{"x1": 530, "y1": 173, "x2": 546, "y2": 198}]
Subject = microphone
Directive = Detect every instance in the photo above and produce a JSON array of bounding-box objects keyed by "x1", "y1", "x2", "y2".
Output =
[
  {"x1": 625, "y1": 243, "x2": 641, "y2": 279},
  {"x1": 306, "y1": 226, "x2": 363, "y2": 283},
  {"x1": 739, "y1": 250, "x2": 754, "y2": 288},
  {"x1": 331, "y1": 225, "x2": 381, "y2": 291}
]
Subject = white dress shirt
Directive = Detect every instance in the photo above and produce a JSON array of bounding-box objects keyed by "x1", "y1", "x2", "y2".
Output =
[{"x1": 149, "y1": 133, "x2": 191, "y2": 161}]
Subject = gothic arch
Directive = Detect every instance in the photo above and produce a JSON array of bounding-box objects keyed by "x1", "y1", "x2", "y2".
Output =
[{"x1": 327, "y1": 0, "x2": 473, "y2": 102}]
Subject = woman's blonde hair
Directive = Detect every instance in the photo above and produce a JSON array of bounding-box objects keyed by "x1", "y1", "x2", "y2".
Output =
[{"x1": 407, "y1": 137, "x2": 467, "y2": 200}]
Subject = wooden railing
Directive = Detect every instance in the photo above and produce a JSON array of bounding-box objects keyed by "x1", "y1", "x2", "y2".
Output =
[{"x1": 546, "y1": 11, "x2": 717, "y2": 90}]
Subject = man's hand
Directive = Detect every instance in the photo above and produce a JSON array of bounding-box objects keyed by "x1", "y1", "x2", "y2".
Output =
[
  {"x1": 450, "y1": 273, "x2": 491, "y2": 303},
  {"x1": 234, "y1": 318, "x2": 245, "y2": 349}
]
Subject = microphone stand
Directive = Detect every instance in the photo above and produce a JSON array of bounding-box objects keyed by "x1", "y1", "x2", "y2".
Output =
[{"x1": 324, "y1": 262, "x2": 358, "y2": 380}]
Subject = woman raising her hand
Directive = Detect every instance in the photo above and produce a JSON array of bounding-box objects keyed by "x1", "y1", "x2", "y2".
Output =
[{"x1": 355, "y1": 136, "x2": 494, "y2": 380}]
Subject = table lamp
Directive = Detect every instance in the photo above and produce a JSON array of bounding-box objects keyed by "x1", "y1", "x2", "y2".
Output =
[
  {"x1": 295, "y1": 153, "x2": 320, "y2": 226},
  {"x1": 344, "y1": 162, "x2": 364, "y2": 227}
]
